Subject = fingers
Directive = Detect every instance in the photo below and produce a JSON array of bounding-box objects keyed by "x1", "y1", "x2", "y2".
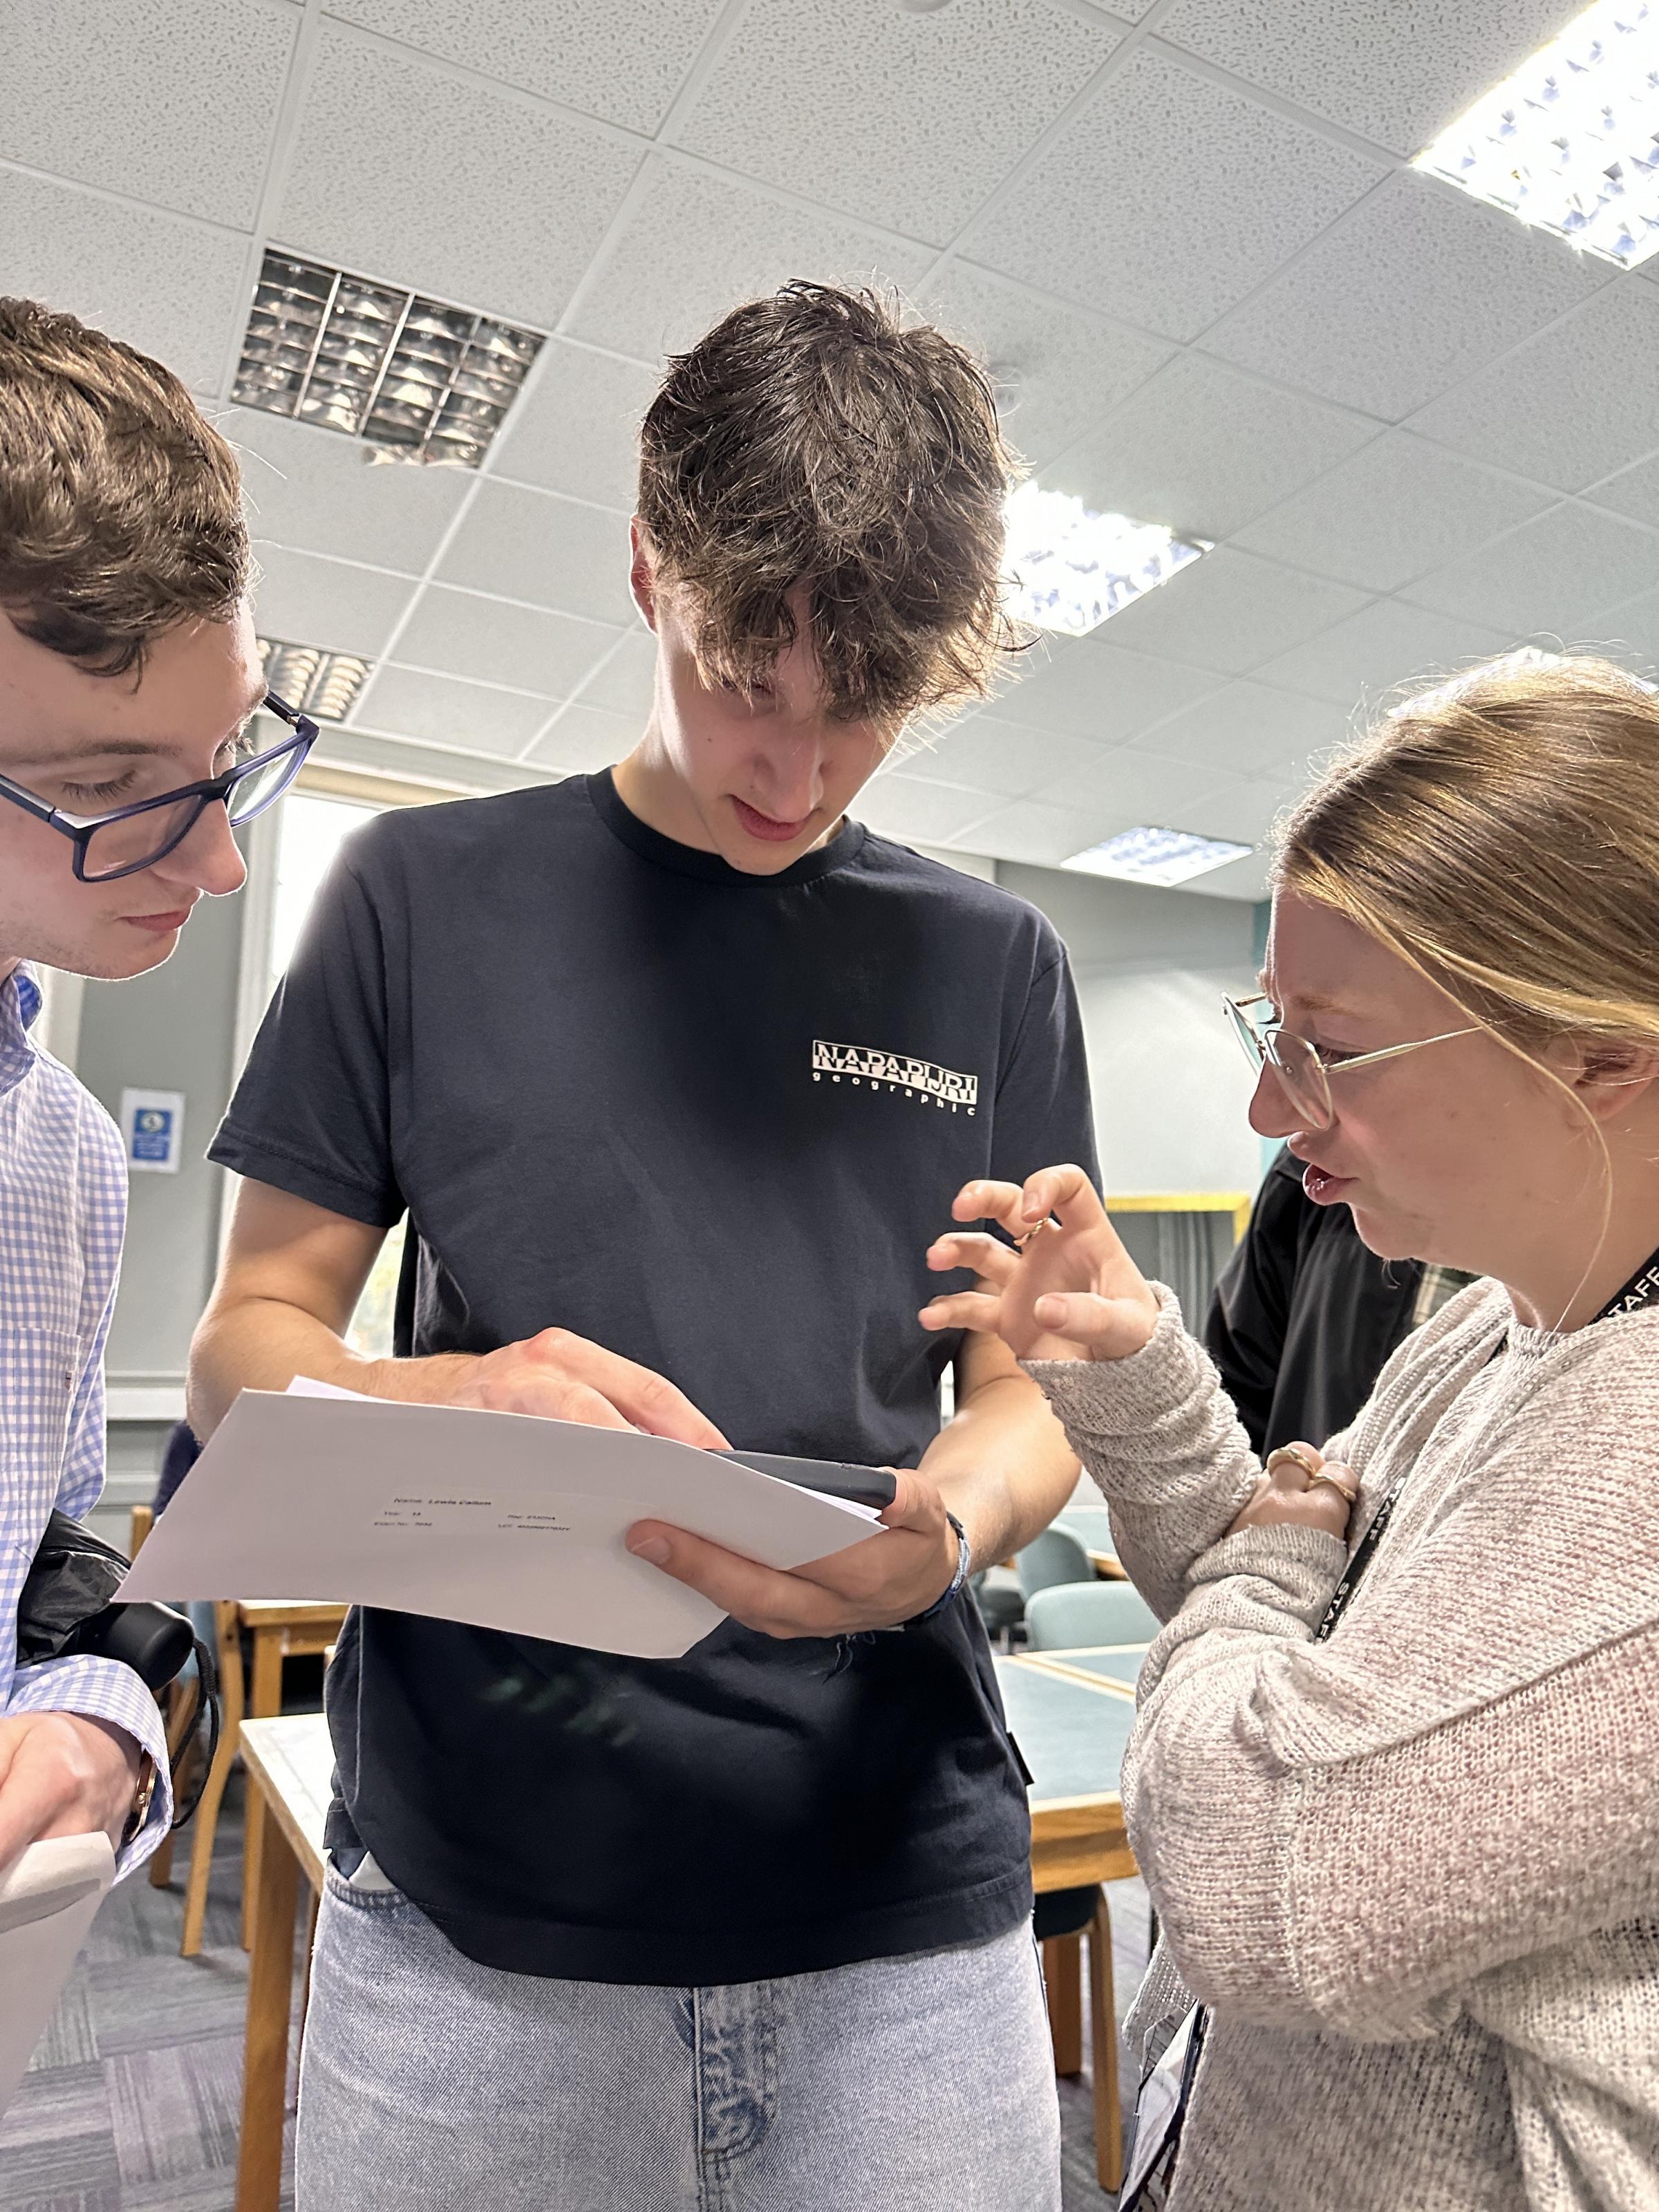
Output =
[
  {"x1": 1030, "y1": 1290, "x2": 1154, "y2": 1360},
  {"x1": 918, "y1": 1289, "x2": 1004, "y2": 1334},
  {"x1": 524, "y1": 1331, "x2": 729, "y2": 1448},
  {"x1": 624, "y1": 1524, "x2": 850, "y2": 1639},
  {"x1": 925, "y1": 1231, "x2": 1020, "y2": 1284},
  {"x1": 950, "y1": 1180, "x2": 1029, "y2": 1234},
  {"x1": 1021, "y1": 1163, "x2": 1109, "y2": 1233}
]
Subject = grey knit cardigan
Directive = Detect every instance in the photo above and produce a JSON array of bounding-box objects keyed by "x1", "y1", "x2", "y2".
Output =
[{"x1": 1027, "y1": 1280, "x2": 1659, "y2": 2211}]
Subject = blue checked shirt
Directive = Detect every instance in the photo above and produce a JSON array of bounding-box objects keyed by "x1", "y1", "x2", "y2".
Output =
[{"x1": 1, "y1": 964, "x2": 171, "y2": 1869}]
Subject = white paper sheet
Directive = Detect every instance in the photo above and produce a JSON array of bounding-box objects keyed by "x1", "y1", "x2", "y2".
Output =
[
  {"x1": 0, "y1": 1832, "x2": 115, "y2": 2117},
  {"x1": 117, "y1": 1386, "x2": 888, "y2": 1659}
]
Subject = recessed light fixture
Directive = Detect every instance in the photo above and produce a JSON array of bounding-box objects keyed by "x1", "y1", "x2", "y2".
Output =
[
  {"x1": 1414, "y1": 0, "x2": 1659, "y2": 268},
  {"x1": 1002, "y1": 482, "x2": 1210, "y2": 637},
  {"x1": 1062, "y1": 825, "x2": 1253, "y2": 888},
  {"x1": 258, "y1": 637, "x2": 373, "y2": 722},
  {"x1": 233, "y1": 250, "x2": 543, "y2": 466}
]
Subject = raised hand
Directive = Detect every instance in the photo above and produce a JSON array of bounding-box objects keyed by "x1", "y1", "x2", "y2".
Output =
[{"x1": 919, "y1": 1165, "x2": 1161, "y2": 1364}]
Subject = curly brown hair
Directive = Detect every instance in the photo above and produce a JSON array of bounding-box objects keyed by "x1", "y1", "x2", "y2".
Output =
[
  {"x1": 0, "y1": 297, "x2": 249, "y2": 677},
  {"x1": 637, "y1": 282, "x2": 1024, "y2": 725}
]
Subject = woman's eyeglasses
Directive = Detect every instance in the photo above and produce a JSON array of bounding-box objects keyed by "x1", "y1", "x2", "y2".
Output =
[
  {"x1": 1222, "y1": 991, "x2": 1478, "y2": 1132},
  {"x1": 0, "y1": 692, "x2": 318, "y2": 883}
]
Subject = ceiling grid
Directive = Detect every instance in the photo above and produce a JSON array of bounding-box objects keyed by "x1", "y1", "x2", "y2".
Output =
[{"x1": 4, "y1": 0, "x2": 1654, "y2": 895}]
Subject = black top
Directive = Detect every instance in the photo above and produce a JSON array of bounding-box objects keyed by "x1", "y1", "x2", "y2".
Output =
[
  {"x1": 211, "y1": 771, "x2": 1098, "y2": 1985},
  {"x1": 1202, "y1": 1145, "x2": 1423, "y2": 1458}
]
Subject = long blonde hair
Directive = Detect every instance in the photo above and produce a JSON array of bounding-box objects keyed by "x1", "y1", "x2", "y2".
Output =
[{"x1": 1276, "y1": 653, "x2": 1659, "y2": 1071}]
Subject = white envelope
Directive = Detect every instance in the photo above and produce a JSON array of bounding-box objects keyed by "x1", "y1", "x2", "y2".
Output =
[
  {"x1": 117, "y1": 1386, "x2": 887, "y2": 1659},
  {"x1": 0, "y1": 1832, "x2": 115, "y2": 2119}
]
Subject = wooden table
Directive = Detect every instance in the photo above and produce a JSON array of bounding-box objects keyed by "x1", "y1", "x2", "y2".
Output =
[
  {"x1": 238, "y1": 1603, "x2": 348, "y2": 1952},
  {"x1": 235, "y1": 1654, "x2": 1147, "y2": 2211},
  {"x1": 236, "y1": 1715, "x2": 332, "y2": 2211}
]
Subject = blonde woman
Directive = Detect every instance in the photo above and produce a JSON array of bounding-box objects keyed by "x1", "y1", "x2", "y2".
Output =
[{"x1": 921, "y1": 655, "x2": 1659, "y2": 2210}]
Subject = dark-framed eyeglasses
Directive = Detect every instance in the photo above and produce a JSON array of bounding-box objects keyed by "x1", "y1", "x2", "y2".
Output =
[
  {"x1": 0, "y1": 692, "x2": 318, "y2": 883},
  {"x1": 1222, "y1": 991, "x2": 1478, "y2": 1133}
]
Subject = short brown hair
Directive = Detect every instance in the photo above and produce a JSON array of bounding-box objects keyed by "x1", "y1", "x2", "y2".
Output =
[
  {"x1": 637, "y1": 282, "x2": 1022, "y2": 724},
  {"x1": 0, "y1": 297, "x2": 249, "y2": 677}
]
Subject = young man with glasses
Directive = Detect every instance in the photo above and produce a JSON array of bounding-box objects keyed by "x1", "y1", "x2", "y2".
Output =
[
  {"x1": 0, "y1": 298, "x2": 312, "y2": 1877},
  {"x1": 191, "y1": 285, "x2": 1096, "y2": 2209}
]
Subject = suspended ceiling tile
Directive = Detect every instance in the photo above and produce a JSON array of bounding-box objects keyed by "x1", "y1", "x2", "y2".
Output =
[
  {"x1": 1204, "y1": 171, "x2": 1608, "y2": 421},
  {"x1": 1031, "y1": 744, "x2": 1235, "y2": 824},
  {"x1": 1118, "y1": 680, "x2": 1352, "y2": 779},
  {"x1": 1098, "y1": 549, "x2": 1369, "y2": 674},
  {"x1": 392, "y1": 583, "x2": 621, "y2": 693},
  {"x1": 567, "y1": 157, "x2": 930, "y2": 362},
  {"x1": 899, "y1": 715, "x2": 1109, "y2": 800},
  {"x1": 351, "y1": 665, "x2": 557, "y2": 756},
  {"x1": 574, "y1": 628, "x2": 659, "y2": 720},
  {"x1": 250, "y1": 545, "x2": 418, "y2": 659},
  {"x1": 963, "y1": 48, "x2": 1382, "y2": 341},
  {"x1": 1400, "y1": 501, "x2": 1659, "y2": 635},
  {"x1": 434, "y1": 481, "x2": 637, "y2": 626},
  {"x1": 1408, "y1": 281, "x2": 1659, "y2": 494},
  {"x1": 1251, "y1": 596, "x2": 1515, "y2": 705},
  {"x1": 990, "y1": 636, "x2": 1223, "y2": 744},
  {"x1": 1179, "y1": 847, "x2": 1274, "y2": 901},
  {"x1": 0, "y1": 0, "x2": 298, "y2": 227},
  {"x1": 678, "y1": 0, "x2": 1115, "y2": 244},
  {"x1": 276, "y1": 22, "x2": 642, "y2": 328},
  {"x1": 229, "y1": 408, "x2": 471, "y2": 571},
  {"x1": 0, "y1": 169, "x2": 248, "y2": 395},
  {"x1": 1177, "y1": 771, "x2": 1305, "y2": 846},
  {"x1": 490, "y1": 341, "x2": 661, "y2": 509},
  {"x1": 853, "y1": 773, "x2": 1004, "y2": 846},
  {"x1": 1233, "y1": 431, "x2": 1550, "y2": 593},
  {"x1": 1571, "y1": 585, "x2": 1659, "y2": 677},
  {"x1": 913, "y1": 265, "x2": 1172, "y2": 474},
  {"x1": 527, "y1": 702, "x2": 641, "y2": 774},
  {"x1": 1586, "y1": 453, "x2": 1659, "y2": 531},
  {"x1": 944, "y1": 795, "x2": 1090, "y2": 865},
  {"x1": 323, "y1": 0, "x2": 726, "y2": 133},
  {"x1": 1051, "y1": 353, "x2": 1376, "y2": 541},
  {"x1": 1157, "y1": 0, "x2": 1586, "y2": 158}
]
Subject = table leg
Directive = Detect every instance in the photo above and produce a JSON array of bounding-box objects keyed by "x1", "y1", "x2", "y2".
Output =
[
  {"x1": 1042, "y1": 1933, "x2": 1084, "y2": 2077},
  {"x1": 1089, "y1": 1893, "x2": 1123, "y2": 2193},
  {"x1": 242, "y1": 1632, "x2": 285, "y2": 1952},
  {"x1": 235, "y1": 1783, "x2": 298, "y2": 2212}
]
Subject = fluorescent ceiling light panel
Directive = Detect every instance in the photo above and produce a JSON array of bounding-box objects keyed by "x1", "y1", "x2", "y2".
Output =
[
  {"x1": 259, "y1": 637, "x2": 373, "y2": 722},
  {"x1": 1002, "y1": 482, "x2": 1210, "y2": 637},
  {"x1": 1414, "y1": 0, "x2": 1659, "y2": 268},
  {"x1": 234, "y1": 251, "x2": 543, "y2": 466},
  {"x1": 1062, "y1": 825, "x2": 1253, "y2": 888}
]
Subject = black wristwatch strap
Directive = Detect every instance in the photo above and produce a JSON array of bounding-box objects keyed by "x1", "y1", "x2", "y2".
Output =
[{"x1": 904, "y1": 1511, "x2": 971, "y2": 1628}]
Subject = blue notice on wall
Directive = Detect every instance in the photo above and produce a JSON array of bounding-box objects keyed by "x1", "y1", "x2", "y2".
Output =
[{"x1": 120, "y1": 1088, "x2": 186, "y2": 1175}]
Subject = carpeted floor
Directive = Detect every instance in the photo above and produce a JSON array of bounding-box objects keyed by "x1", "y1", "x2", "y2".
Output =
[{"x1": 2, "y1": 1770, "x2": 1147, "y2": 2211}]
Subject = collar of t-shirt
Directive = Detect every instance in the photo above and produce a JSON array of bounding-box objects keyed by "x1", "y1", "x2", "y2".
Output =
[{"x1": 585, "y1": 769, "x2": 868, "y2": 888}]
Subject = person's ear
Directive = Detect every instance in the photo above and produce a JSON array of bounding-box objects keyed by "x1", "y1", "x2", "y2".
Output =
[
  {"x1": 1565, "y1": 1036, "x2": 1659, "y2": 1121},
  {"x1": 629, "y1": 521, "x2": 659, "y2": 632}
]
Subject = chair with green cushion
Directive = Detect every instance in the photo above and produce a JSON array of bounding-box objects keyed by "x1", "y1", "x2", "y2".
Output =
[
  {"x1": 1013, "y1": 1524, "x2": 1094, "y2": 1601},
  {"x1": 1024, "y1": 1577, "x2": 1160, "y2": 1651}
]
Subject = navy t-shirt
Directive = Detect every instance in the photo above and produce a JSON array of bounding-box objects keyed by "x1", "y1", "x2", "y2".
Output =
[{"x1": 211, "y1": 771, "x2": 1098, "y2": 1985}]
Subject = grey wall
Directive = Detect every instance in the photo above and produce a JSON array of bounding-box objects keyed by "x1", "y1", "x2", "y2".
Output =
[
  {"x1": 75, "y1": 888, "x2": 247, "y2": 1391},
  {"x1": 1000, "y1": 863, "x2": 1263, "y2": 1195}
]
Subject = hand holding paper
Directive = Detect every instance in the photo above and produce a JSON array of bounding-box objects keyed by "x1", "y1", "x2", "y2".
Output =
[{"x1": 118, "y1": 1385, "x2": 889, "y2": 1660}]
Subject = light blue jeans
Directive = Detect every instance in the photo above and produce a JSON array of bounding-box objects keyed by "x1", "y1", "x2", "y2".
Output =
[{"x1": 296, "y1": 1867, "x2": 1060, "y2": 2211}]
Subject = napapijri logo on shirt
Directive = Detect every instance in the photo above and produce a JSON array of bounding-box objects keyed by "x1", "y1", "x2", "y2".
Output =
[{"x1": 811, "y1": 1040, "x2": 978, "y2": 1114}]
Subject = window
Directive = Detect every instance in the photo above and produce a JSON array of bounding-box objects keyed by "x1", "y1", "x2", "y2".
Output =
[{"x1": 268, "y1": 787, "x2": 406, "y2": 1358}]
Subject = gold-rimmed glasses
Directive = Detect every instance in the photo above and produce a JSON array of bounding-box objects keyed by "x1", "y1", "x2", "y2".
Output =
[{"x1": 1222, "y1": 992, "x2": 1479, "y2": 1132}]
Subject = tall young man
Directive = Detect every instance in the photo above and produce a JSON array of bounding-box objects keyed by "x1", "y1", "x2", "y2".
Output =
[
  {"x1": 192, "y1": 284, "x2": 1099, "y2": 2210},
  {"x1": 0, "y1": 299, "x2": 296, "y2": 1874}
]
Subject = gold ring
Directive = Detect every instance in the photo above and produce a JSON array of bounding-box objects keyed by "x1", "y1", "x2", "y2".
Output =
[
  {"x1": 1016, "y1": 1220, "x2": 1052, "y2": 1248},
  {"x1": 1306, "y1": 1470, "x2": 1358, "y2": 1503},
  {"x1": 1265, "y1": 1444, "x2": 1322, "y2": 1483}
]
